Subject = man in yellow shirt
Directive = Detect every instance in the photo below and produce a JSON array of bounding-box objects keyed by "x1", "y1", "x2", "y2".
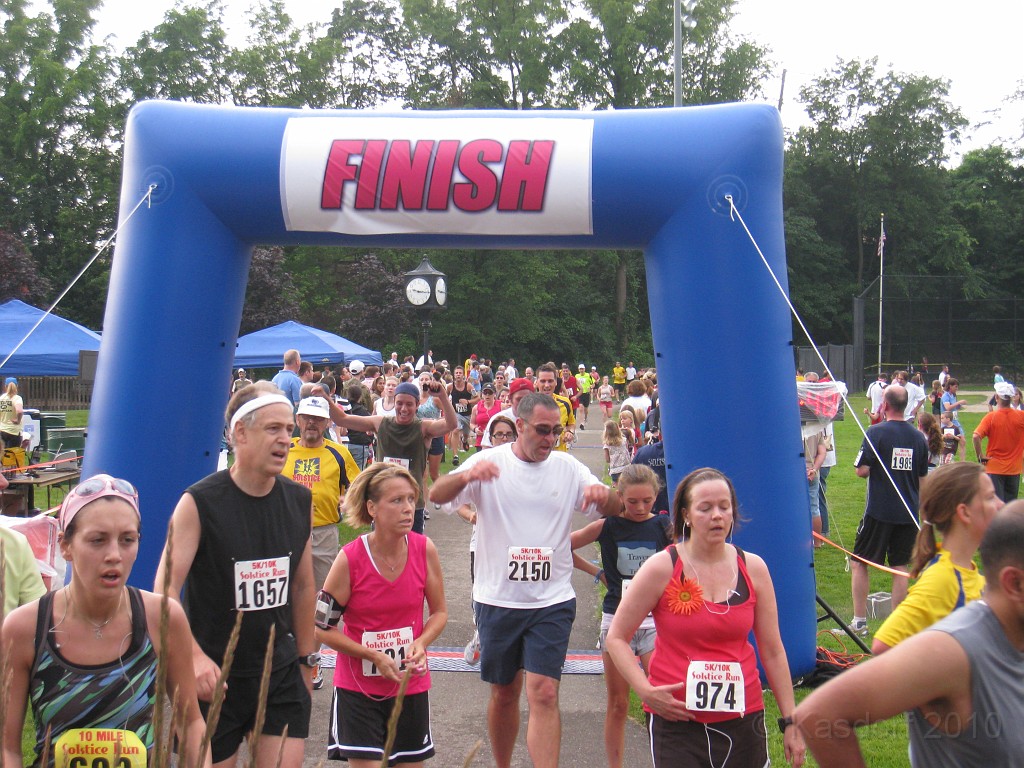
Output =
[
  {"x1": 536, "y1": 363, "x2": 576, "y2": 451},
  {"x1": 282, "y1": 396, "x2": 360, "y2": 593}
]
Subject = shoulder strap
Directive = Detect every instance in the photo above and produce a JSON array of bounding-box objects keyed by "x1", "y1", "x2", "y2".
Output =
[
  {"x1": 667, "y1": 542, "x2": 679, "y2": 566},
  {"x1": 733, "y1": 544, "x2": 747, "y2": 564},
  {"x1": 33, "y1": 589, "x2": 55, "y2": 650},
  {"x1": 324, "y1": 444, "x2": 351, "y2": 489}
]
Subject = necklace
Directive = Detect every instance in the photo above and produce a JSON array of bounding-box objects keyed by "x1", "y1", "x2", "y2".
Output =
[
  {"x1": 370, "y1": 535, "x2": 406, "y2": 573},
  {"x1": 67, "y1": 584, "x2": 124, "y2": 639},
  {"x1": 683, "y1": 545, "x2": 738, "y2": 613}
]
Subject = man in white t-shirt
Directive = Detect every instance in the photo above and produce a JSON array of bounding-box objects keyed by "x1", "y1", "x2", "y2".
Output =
[
  {"x1": 897, "y1": 370, "x2": 926, "y2": 422},
  {"x1": 865, "y1": 372, "x2": 888, "y2": 423},
  {"x1": 430, "y1": 393, "x2": 619, "y2": 768}
]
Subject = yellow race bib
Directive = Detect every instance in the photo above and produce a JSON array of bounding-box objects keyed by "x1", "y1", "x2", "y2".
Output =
[{"x1": 54, "y1": 728, "x2": 147, "y2": 768}]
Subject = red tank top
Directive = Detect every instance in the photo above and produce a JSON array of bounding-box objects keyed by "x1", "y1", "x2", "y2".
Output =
[
  {"x1": 646, "y1": 545, "x2": 763, "y2": 723},
  {"x1": 333, "y1": 532, "x2": 431, "y2": 698}
]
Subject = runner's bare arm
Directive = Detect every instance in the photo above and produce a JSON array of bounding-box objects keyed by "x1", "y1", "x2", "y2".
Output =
[
  {"x1": 428, "y1": 459, "x2": 500, "y2": 504},
  {"x1": 154, "y1": 492, "x2": 223, "y2": 701}
]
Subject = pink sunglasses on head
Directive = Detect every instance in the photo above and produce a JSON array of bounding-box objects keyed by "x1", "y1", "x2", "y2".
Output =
[{"x1": 59, "y1": 474, "x2": 140, "y2": 532}]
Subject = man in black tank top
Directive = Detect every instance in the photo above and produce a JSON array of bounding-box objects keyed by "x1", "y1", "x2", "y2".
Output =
[{"x1": 155, "y1": 383, "x2": 316, "y2": 768}]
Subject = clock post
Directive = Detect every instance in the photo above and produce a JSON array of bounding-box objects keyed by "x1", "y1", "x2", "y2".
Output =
[{"x1": 402, "y1": 257, "x2": 447, "y2": 370}]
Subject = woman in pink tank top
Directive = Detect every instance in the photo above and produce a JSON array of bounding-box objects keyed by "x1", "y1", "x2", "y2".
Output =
[
  {"x1": 315, "y1": 464, "x2": 448, "y2": 766},
  {"x1": 605, "y1": 467, "x2": 806, "y2": 768}
]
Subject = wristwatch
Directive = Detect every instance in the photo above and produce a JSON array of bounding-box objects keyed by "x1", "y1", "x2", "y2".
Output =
[
  {"x1": 299, "y1": 651, "x2": 322, "y2": 668},
  {"x1": 777, "y1": 715, "x2": 794, "y2": 733}
]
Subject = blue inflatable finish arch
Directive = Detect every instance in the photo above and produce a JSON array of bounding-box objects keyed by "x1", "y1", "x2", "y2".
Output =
[{"x1": 88, "y1": 101, "x2": 815, "y2": 675}]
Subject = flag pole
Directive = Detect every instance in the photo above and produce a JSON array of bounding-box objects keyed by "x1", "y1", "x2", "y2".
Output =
[{"x1": 876, "y1": 213, "x2": 886, "y2": 376}]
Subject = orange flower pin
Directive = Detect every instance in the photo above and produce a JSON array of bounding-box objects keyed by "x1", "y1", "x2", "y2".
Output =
[{"x1": 667, "y1": 576, "x2": 704, "y2": 615}]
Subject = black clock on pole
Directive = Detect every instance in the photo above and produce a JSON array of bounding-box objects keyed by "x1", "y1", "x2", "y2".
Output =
[{"x1": 403, "y1": 257, "x2": 446, "y2": 369}]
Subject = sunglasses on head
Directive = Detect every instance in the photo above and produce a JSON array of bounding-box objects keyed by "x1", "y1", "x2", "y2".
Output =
[{"x1": 60, "y1": 474, "x2": 140, "y2": 532}]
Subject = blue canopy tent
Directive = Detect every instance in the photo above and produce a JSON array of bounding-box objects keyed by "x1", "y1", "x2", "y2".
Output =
[
  {"x1": 0, "y1": 299, "x2": 102, "y2": 376},
  {"x1": 233, "y1": 320, "x2": 382, "y2": 370}
]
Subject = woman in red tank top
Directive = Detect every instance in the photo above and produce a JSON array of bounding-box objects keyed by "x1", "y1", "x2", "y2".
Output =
[{"x1": 605, "y1": 467, "x2": 806, "y2": 767}]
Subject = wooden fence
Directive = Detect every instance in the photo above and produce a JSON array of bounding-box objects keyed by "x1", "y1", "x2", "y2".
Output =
[{"x1": 14, "y1": 377, "x2": 92, "y2": 411}]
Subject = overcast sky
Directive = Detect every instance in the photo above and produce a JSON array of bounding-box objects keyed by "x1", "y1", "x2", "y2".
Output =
[{"x1": 75, "y1": 0, "x2": 1024, "y2": 158}]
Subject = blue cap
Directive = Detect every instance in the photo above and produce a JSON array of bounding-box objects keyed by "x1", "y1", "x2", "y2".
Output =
[
  {"x1": 395, "y1": 382, "x2": 420, "y2": 399},
  {"x1": 4, "y1": 377, "x2": 16, "y2": 386}
]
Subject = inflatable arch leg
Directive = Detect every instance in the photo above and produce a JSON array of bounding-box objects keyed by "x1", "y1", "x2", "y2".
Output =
[{"x1": 86, "y1": 101, "x2": 815, "y2": 675}]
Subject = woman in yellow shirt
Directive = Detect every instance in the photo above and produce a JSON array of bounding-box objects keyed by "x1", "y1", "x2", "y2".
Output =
[{"x1": 872, "y1": 462, "x2": 1003, "y2": 653}]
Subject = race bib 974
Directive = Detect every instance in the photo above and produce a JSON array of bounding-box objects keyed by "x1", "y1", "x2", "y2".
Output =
[
  {"x1": 685, "y1": 661, "x2": 745, "y2": 713},
  {"x1": 234, "y1": 556, "x2": 290, "y2": 611}
]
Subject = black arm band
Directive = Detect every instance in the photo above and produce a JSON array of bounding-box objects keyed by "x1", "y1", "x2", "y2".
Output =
[{"x1": 314, "y1": 589, "x2": 346, "y2": 630}]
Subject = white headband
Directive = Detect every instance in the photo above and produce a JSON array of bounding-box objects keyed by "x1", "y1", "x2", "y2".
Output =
[{"x1": 229, "y1": 394, "x2": 293, "y2": 432}]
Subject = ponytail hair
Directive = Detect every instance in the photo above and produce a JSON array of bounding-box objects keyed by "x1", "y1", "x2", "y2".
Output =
[
  {"x1": 917, "y1": 412, "x2": 943, "y2": 457},
  {"x1": 909, "y1": 462, "x2": 984, "y2": 578}
]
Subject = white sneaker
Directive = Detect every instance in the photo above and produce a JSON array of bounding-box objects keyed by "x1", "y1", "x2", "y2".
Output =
[
  {"x1": 831, "y1": 619, "x2": 868, "y2": 638},
  {"x1": 463, "y1": 629, "x2": 481, "y2": 665}
]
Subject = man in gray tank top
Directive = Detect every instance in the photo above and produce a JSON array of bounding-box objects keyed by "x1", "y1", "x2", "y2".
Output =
[{"x1": 793, "y1": 500, "x2": 1024, "y2": 766}]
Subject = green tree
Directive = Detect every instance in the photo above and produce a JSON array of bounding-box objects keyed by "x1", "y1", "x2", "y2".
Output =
[
  {"x1": 0, "y1": 0, "x2": 121, "y2": 326},
  {"x1": 551, "y1": 0, "x2": 769, "y2": 109},
  {"x1": 790, "y1": 58, "x2": 968, "y2": 293},
  {"x1": 401, "y1": 0, "x2": 547, "y2": 108},
  {"x1": 319, "y1": 0, "x2": 408, "y2": 108},
  {"x1": 228, "y1": 0, "x2": 305, "y2": 107},
  {"x1": 117, "y1": 1, "x2": 231, "y2": 102},
  {"x1": 947, "y1": 146, "x2": 1024, "y2": 297}
]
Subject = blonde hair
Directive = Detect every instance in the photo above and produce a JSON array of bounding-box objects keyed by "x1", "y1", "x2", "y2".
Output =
[
  {"x1": 343, "y1": 463, "x2": 419, "y2": 527},
  {"x1": 4, "y1": 381, "x2": 16, "y2": 398},
  {"x1": 603, "y1": 419, "x2": 624, "y2": 446}
]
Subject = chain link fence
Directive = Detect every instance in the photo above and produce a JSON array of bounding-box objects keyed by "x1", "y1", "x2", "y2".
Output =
[{"x1": 853, "y1": 275, "x2": 1023, "y2": 389}]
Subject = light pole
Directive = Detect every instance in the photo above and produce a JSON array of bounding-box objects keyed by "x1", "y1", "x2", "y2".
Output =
[
  {"x1": 674, "y1": 0, "x2": 698, "y2": 107},
  {"x1": 402, "y1": 257, "x2": 447, "y2": 369}
]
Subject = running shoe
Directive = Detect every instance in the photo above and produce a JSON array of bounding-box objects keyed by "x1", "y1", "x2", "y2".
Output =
[
  {"x1": 312, "y1": 664, "x2": 324, "y2": 690},
  {"x1": 831, "y1": 619, "x2": 868, "y2": 638},
  {"x1": 464, "y1": 629, "x2": 481, "y2": 665}
]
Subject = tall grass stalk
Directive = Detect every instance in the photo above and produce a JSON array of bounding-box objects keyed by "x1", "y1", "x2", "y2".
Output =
[
  {"x1": 245, "y1": 624, "x2": 277, "y2": 768},
  {"x1": 378, "y1": 668, "x2": 412, "y2": 768}
]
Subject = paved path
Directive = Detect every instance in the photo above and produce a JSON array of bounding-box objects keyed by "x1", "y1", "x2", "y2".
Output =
[{"x1": 303, "y1": 403, "x2": 653, "y2": 766}]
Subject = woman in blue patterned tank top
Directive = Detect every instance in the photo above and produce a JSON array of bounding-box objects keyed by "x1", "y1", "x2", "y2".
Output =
[{"x1": 0, "y1": 475, "x2": 210, "y2": 768}]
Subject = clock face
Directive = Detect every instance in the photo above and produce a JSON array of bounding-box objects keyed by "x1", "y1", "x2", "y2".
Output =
[
  {"x1": 406, "y1": 277, "x2": 431, "y2": 306},
  {"x1": 435, "y1": 277, "x2": 447, "y2": 305}
]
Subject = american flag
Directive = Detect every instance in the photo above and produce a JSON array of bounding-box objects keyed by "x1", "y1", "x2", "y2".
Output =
[{"x1": 877, "y1": 218, "x2": 886, "y2": 258}]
